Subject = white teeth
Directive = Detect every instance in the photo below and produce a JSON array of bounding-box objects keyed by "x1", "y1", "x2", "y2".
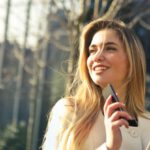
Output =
[{"x1": 95, "y1": 66, "x2": 107, "y2": 71}]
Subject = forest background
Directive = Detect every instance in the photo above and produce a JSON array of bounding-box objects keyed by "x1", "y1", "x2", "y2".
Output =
[{"x1": 0, "y1": 0, "x2": 150, "y2": 150}]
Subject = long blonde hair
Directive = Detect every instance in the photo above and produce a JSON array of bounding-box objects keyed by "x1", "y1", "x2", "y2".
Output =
[{"x1": 46, "y1": 18, "x2": 146, "y2": 150}]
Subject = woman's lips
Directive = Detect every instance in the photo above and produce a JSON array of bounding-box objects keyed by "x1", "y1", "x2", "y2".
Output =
[{"x1": 93, "y1": 65, "x2": 109, "y2": 73}]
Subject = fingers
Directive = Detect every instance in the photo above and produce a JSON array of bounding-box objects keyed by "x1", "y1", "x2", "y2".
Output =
[
  {"x1": 112, "y1": 118, "x2": 129, "y2": 129},
  {"x1": 103, "y1": 95, "x2": 112, "y2": 114},
  {"x1": 103, "y1": 95, "x2": 125, "y2": 118},
  {"x1": 109, "y1": 111, "x2": 132, "y2": 128},
  {"x1": 110, "y1": 110, "x2": 132, "y2": 121},
  {"x1": 103, "y1": 95, "x2": 132, "y2": 128}
]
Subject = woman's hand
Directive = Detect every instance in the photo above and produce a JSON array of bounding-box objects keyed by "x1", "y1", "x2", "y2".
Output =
[{"x1": 103, "y1": 95, "x2": 132, "y2": 150}]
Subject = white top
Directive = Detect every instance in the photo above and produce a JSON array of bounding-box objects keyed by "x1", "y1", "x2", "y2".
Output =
[
  {"x1": 84, "y1": 112, "x2": 150, "y2": 150},
  {"x1": 43, "y1": 99, "x2": 150, "y2": 150}
]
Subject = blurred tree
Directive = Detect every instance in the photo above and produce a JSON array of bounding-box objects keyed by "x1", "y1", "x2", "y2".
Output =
[
  {"x1": 0, "y1": 0, "x2": 12, "y2": 89},
  {"x1": 0, "y1": 122, "x2": 26, "y2": 150},
  {"x1": 25, "y1": 50, "x2": 38, "y2": 150},
  {"x1": 12, "y1": 0, "x2": 32, "y2": 128},
  {"x1": 32, "y1": 36, "x2": 49, "y2": 150},
  {"x1": 27, "y1": 1, "x2": 56, "y2": 150}
]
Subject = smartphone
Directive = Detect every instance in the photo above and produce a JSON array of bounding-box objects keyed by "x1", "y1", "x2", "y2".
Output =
[{"x1": 102, "y1": 84, "x2": 138, "y2": 127}]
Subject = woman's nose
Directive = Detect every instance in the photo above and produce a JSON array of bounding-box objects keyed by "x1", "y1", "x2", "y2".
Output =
[{"x1": 93, "y1": 50, "x2": 105, "y2": 61}]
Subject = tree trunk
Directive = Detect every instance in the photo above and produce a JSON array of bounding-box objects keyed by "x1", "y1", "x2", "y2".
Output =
[
  {"x1": 12, "y1": 0, "x2": 32, "y2": 127},
  {"x1": 26, "y1": 52, "x2": 38, "y2": 150},
  {"x1": 0, "y1": 0, "x2": 11, "y2": 89},
  {"x1": 65, "y1": 0, "x2": 87, "y2": 94},
  {"x1": 31, "y1": 39, "x2": 48, "y2": 150}
]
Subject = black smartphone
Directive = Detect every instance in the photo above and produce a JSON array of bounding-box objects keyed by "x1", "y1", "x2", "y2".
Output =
[{"x1": 102, "y1": 84, "x2": 138, "y2": 127}]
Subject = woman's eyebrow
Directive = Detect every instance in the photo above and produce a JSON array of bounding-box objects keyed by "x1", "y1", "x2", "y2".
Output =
[
  {"x1": 89, "y1": 42, "x2": 117, "y2": 49},
  {"x1": 105, "y1": 42, "x2": 118, "y2": 46}
]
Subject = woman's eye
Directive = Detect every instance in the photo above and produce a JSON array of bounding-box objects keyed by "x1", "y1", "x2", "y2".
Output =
[
  {"x1": 89, "y1": 49, "x2": 96, "y2": 54},
  {"x1": 106, "y1": 46, "x2": 117, "y2": 51}
]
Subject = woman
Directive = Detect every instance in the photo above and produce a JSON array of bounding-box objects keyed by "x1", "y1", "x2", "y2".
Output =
[{"x1": 42, "y1": 18, "x2": 150, "y2": 150}]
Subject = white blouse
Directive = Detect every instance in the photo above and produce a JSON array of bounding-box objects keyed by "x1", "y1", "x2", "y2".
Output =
[
  {"x1": 84, "y1": 112, "x2": 150, "y2": 150},
  {"x1": 43, "y1": 99, "x2": 150, "y2": 150}
]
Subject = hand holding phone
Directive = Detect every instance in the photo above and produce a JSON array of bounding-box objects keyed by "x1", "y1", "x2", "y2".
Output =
[{"x1": 102, "y1": 84, "x2": 138, "y2": 127}]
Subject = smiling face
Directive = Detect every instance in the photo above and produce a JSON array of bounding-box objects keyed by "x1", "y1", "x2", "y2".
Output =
[{"x1": 87, "y1": 29, "x2": 129, "y2": 89}]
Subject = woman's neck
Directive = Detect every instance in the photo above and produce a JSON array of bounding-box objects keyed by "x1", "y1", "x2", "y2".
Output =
[{"x1": 114, "y1": 85, "x2": 127, "y2": 103}]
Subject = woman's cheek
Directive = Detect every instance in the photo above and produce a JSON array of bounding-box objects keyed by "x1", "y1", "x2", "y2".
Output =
[{"x1": 87, "y1": 56, "x2": 93, "y2": 70}]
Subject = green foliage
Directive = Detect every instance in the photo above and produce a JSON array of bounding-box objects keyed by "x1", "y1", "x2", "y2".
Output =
[{"x1": 0, "y1": 122, "x2": 26, "y2": 150}]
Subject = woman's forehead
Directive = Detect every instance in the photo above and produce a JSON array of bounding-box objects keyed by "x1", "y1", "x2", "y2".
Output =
[{"x1": 90, "y1": 29, "x2": 121, "y2": 46}]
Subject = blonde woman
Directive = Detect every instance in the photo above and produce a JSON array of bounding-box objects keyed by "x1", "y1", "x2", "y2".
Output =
[{"x1": 42, "y1": 18, "x2": 150, "y2": 150}]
